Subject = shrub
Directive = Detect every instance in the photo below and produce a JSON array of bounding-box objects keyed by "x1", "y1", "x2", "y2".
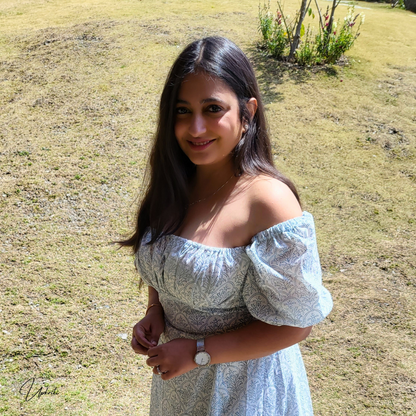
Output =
[
  {"x1": 296, "y1": 25, "x2": 317, "y2": 66},
  {"x1": 316, "y1": 6, "x2": 364, "y2": 64},
  {"x1": 258, "y1": 2, "x2": 289, "y2": 58},
  {"x1": 258, "y1": 1, "x2": 365, "y2": 66}
]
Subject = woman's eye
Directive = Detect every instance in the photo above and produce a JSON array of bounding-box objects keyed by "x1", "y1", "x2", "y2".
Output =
[
  {"x1": 208, "y1": 105, "x2": 222, "y2": 113},
  {"x1": 176, "y1": 107, "x2": 189, "y2": 115}
]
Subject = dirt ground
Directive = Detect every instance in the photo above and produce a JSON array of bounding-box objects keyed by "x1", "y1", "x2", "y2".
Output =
[{"x1": 0, "y1": 0, "x2": 415, "y2": 415}]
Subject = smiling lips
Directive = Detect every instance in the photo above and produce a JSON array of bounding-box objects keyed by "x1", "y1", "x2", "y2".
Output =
[
  {"x1": 189, "y1": 139, "x2": 215, "y2": 146},
  {"x1": 187, "y1": 139, "x2": 215, "y2": 150}
]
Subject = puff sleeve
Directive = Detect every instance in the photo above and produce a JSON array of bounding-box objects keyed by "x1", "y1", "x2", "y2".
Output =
[{"x1": 243, "y1": 212, "x2": 333, "y2": 328}]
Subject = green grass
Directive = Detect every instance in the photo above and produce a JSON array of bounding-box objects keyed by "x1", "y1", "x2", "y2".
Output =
[{"x1": 1, "y1": 0, "x2": 415, "y2": 414}]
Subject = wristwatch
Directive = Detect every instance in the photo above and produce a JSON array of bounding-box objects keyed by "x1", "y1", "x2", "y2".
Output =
[{"x1": 194, "y1": 338, "x2": 211, "y2": 366}]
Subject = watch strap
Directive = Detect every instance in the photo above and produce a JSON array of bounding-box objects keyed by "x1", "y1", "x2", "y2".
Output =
[{"x1": 196, "y1": 338, "x2": 205, "y2": 352}]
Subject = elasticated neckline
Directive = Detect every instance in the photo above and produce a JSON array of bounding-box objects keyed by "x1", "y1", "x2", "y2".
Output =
[{"x1": 163, "y1": 211, "x2": 312, "y2": 252}]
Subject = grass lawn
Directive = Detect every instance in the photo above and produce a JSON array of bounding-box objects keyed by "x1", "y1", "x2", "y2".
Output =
[{"x1": 0, "y1": 0, "x2": 415, "y2": 414}]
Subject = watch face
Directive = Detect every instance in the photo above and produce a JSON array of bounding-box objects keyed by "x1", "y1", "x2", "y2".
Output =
[{"x1": 195, "y1": 351, "x2": 211, "y2": 366}]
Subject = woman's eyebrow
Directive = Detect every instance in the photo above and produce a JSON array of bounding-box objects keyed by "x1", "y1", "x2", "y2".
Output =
[
  {"x1": 176, "y1": 97, "x2": 225, "y2": 105},
  {"x1": 201, "y1": 97, "x2": 225, "y2": 104}
]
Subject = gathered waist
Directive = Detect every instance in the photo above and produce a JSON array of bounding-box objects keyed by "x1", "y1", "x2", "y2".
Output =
[{"x1": 159, "y1": 295, "x2": 254, "y2": 341}]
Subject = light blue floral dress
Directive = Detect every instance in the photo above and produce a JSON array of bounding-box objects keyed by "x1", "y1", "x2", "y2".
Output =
[{"x1": 136, "y1": 212, "x2": 333, "y2": 416}]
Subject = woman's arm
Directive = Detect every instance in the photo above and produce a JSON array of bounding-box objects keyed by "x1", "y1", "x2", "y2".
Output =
[
  {"x1": 131, "y1": 286, "x2": 165, "y2": 354},
  {"x1": 146, "y1": 321, "x2": 312, "y2": 380},
  {"x1": 207, "y1": 320, "x2": 312, "y2": 363},
  {"x1": 147, "y1": 286, "x2": 162, "y2": 312}
]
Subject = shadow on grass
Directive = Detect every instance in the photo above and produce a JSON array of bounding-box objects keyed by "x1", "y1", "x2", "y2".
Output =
[{"x1": 247, "y1": 45, "x2": 339, "y2": 103}]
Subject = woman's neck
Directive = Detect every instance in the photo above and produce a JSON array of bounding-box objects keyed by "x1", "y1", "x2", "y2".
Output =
[{"x1": 192, "y1": 160, "x2": 236, "y2": 197}]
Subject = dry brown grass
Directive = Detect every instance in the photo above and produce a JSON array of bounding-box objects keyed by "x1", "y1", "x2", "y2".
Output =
[{"x1": 1, "y1": 0, "x2": 415, "y2": 415}]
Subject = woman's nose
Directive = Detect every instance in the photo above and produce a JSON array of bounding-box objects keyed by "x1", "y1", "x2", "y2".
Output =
[{"x1": 188, "y1": 114, "x2": 206, "y2": 137}]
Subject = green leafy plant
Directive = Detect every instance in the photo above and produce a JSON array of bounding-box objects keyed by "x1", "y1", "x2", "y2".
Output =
[
  {"x1": 316, "y1": 6, "x2": 364, "y2": 64},
  {"x1": 258, "y1": 1, "x2": 289, "y2": 58},
  {"x1": 391, "y1": 0, "x2": 406, "y2": 9},
  {"x1": 296, "y1": 25, "x2": 317, "y2": 65},
  {"x1": 258, "y1": 2, "x2": 273, "y2": 40}
]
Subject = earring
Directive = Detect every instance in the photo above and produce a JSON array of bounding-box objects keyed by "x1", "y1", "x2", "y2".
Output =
[{"x1": 243, "y1": 124, "x2": 249, "y2": 132}]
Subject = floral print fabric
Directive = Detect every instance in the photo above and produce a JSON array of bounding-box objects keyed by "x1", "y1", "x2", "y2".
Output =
[{"x1": 135, "y1": 212, "x2": 333, "y2": 415}]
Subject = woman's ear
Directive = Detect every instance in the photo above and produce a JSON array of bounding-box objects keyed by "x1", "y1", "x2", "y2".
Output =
[{"x1": 246, "y1": 98, "x2": 258, "y2": 121}]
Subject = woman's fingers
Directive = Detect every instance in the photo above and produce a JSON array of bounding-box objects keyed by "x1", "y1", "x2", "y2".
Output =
[
  {"x1": 132, "y1": 324, "x2": 155, "y2": 349},
  {"x1": 152, "y1": 365, "x2": 168, "y2": 375},
  {"x1": 131, "y1": 335, "x2": 149, "y2": 355},
  {"x1": 146, "y1": 352, "x2": 159, "y2": 367},
  {"x1": 144, "y1": 340, "x2": 197, "y2": 380},
  {"x1": 146, "y1": 349, "x2": 169, "y2": 376}
]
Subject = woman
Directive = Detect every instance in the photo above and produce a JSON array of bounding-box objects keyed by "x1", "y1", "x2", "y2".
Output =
[{"x1": 121, "y1": 37, "x2": 333, "y2": 415}]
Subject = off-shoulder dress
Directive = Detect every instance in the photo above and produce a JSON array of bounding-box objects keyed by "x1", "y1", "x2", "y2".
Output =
[{"x1": 135, "y1": 212, "x2": 333, "y2": 416}]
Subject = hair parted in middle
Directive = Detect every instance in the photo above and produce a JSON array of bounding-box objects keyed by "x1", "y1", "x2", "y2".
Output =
[{"x1": 119, "y1": 36, "x2": 300, "y2": 253}]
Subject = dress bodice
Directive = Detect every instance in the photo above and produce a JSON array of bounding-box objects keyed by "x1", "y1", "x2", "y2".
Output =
[{"x1": 135, "y1": 212, "x2": 333, "y2": 338}]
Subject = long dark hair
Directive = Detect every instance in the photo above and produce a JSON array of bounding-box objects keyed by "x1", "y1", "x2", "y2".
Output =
[{"x1": 119, "y1": 36, "x2": 300, "y2": 253}]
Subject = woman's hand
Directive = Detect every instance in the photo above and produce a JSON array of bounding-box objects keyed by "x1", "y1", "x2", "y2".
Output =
[
  {"x1": 146, "y1": 338, "x2": 198, "y2": 380},
  {"x1": 131, "y1": 307, "x2": 165, "y2": 355}
]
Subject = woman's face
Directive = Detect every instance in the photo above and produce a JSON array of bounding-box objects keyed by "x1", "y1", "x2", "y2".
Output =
[{"x1": 174, "y1": 72, "x2": 244, "y2": 168}]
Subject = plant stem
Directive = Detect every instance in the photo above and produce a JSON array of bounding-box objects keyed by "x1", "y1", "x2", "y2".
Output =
[
  {"x1": 276, "y1": 0, "x2": 292, "y2": 46},
  {"x1": 288, "y1": 0, "x2": 311, "y2": 60},
  {"x1": 314, "y1": 0, "x2": 324, "y2": 34}
]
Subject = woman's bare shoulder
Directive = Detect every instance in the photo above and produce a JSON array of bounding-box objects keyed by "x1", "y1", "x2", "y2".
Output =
[{"x1": 245, "y1": 174, "x2": 302, "y2": 236}]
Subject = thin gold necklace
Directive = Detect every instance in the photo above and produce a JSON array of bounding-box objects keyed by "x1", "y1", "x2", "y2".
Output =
[{"x1": 189, "y1": 174, "x2": 235, "y2": 206}]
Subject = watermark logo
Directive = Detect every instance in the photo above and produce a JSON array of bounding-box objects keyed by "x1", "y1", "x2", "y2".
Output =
[{"x1": 19, "y1": 377, "x2": 59, "y2": 402}]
